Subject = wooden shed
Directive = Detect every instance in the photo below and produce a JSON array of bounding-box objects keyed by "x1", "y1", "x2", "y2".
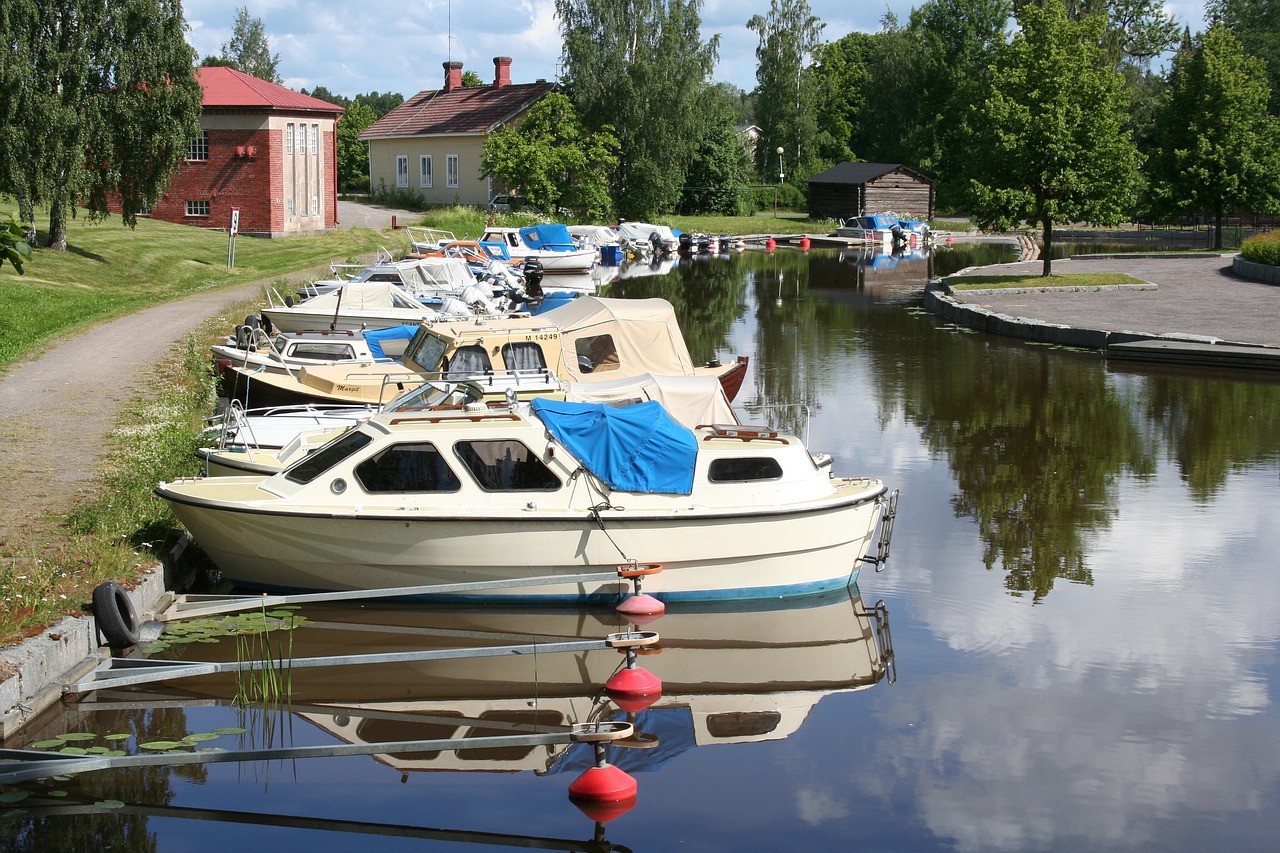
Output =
[{"x1": 808, "y1": 162, "x2": 934, "y2": 222}]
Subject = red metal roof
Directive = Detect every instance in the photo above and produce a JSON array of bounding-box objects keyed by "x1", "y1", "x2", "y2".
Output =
[
  {"x1": 196, "y1": 66, "x2": 344, "y2": 114},
  {"x1": 360, "y1": 81, "x2": 555, "y2": 139}
]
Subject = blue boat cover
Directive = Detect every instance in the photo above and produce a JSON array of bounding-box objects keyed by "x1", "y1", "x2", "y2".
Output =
[
  {"x1": 363, "y1": 324, "x2": 419, "y2": 360},
  {"x1": 519, "y1": 223, "x2": 577, "y2": 252},
  {"x1": 530, "y1": 397, "x2": 697, "y2": 494},
  {"x1": 477, "y1": 240, "x2": 512, "y2": 260}
]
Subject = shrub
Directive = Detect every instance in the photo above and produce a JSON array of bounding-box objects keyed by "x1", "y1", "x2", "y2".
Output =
[{"x1": 1241, "y1": 230, "x2": 1280, "y2": 266}]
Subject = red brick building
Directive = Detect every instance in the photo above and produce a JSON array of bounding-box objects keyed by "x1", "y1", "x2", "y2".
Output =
[{"x1": 146, "y1": 67, "x2": 344, "y2": 237}]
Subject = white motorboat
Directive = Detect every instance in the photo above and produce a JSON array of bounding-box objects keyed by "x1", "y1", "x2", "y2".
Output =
[
  {"x1": 259, "y1": 278, "x2": 518, "y2": 336},
  {"x1": 616, "y1": 221, "x2": 680, "y2": 257},
  {"x1": 156, "y1": 396, "x2": 892, "y2": 602},
  {"x1": 834, "y1": 213, "x2": 909, "y2": 249},
  {"x1": 480, "y1": 225, "x2": 599, "y2": 273},
  {"x1": 212, "y1": 325, "x2": 418, "y2": 385}
]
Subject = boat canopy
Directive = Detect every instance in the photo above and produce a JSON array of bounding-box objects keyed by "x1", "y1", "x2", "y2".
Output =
[
  {"x1": 616, "y1": 222, "x2": 678, "y2": 244},
  {"x1": 566, "y1": 225, "x2": 620, "y2": 248},
  {"x1": 539, "y1": 296, "x2": 697, "y2": 381},
  {"x1": 861, "y1": 214, "x2": 900, "y2": 230},
  {"x1": 519, "y1": 224, "x2": 578, "y2": 252},
  {"x1": 296, "y1": 280, "x2": 429, "y2": 312},
  {"x1": 363, "y1": 324, "x2": 420, "y2": 360},
  {"x1": 564, "y1": 372, "x2": 736, "y2": 430},
  {"x1": 530, "y1": 398, "x2": 697, "y2": 494}
]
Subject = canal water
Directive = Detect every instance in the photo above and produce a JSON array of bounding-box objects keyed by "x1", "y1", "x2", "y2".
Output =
[{"x1": 4, "y1": 244, "x2": 1279, "y2": 851}]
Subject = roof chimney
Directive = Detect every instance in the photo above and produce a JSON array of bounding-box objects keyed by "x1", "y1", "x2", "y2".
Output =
[
  {"x1": 442, "y1": 60, "x2": 463, "y2": 92},
  {"x1": 493, "y1": 56, "x2": 512, "y2": 89}
]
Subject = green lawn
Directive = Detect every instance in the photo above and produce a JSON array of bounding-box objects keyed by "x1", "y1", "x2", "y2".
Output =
[{"x1": 0, "y1": 206, "x2": 393, "y2": 369}]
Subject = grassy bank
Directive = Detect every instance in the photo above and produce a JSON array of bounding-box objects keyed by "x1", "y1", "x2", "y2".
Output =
[
  {"x1": 0, "y1": 205, "x2": 394, "y2": 369},
  {"x1": 948, "y1": 273, "x2": 1148, "y2": 290}
]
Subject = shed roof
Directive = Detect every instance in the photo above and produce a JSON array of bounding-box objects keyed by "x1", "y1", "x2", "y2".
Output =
[
  {"x1": 196, "y1": 66, "x2": 344, "y2": 114},
  {"x1": 360, "y1": 81, "x2": 556, "y2": 139},
  {"x1": 808, "y1": 162, "x2": 932, "y2": 185}
]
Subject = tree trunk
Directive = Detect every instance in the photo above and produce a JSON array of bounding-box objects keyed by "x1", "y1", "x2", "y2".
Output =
[
  {"x1": 15, "y1": 189, "x2": 37, "y2": 246},
  {"x1": 47, "y1": 172, "x2": 68, "y2": 252},
  {"x1": 1041, "y1": 218, "x2": 1053, "y2": 277}
]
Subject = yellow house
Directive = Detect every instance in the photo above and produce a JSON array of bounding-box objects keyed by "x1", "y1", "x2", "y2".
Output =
[{"x1": 360, "y1": 57, "x2": 555, "y2": 206}]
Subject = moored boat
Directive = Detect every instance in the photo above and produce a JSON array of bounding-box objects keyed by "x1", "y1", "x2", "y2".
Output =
[{"x1": 157, "y1": 396, "x2": 891, "y2": 602}]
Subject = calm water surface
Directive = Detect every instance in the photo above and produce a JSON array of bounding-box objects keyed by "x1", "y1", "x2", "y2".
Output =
[{"x1": 4, "y1": 244, "x2": 1279, "y2": 851}]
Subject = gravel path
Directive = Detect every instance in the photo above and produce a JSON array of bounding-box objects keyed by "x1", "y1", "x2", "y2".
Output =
[{"x1": 0, "y1": 202, "x2": 419, "y2": 550}]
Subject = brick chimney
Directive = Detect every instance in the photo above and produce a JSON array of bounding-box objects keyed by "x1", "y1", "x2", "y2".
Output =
[
  {"x1": 493, "y1": 56, "x2": 512, "y2": 89},
  {"x1": 442, "y1": 60, "x2": 463, "y2": 92}
]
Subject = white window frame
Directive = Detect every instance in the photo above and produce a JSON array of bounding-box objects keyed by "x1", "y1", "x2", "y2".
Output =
[
  {"x1": 286, "y1": 123, "x2": 294, "y2": 155},
  {"x1": 310, "y1": 123, "x2": 319, "y2": 155},
  {"x1": 419, "y1": 155, "x2": 432, "y2": 188},
  {"x1": 185, "y1": 200, "x2": 209, "y2": 217},
  {"x1": 187, "y1": 131, "x2": 208, "y2": 161},
  {"x1": 446, "y1": 154, "x2": 459, "y2": 188},
  {"x1": 286, "y1": 197, "x2": 295, "y2": 218},
  {"x1": 396, "y1": 155, "x2": 409, "y2": 188},
  {"x1": 311, "y1": 195, "x2": 319, "y2": 216}
]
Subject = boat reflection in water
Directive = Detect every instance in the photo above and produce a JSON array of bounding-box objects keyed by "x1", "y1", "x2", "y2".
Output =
[{"x1": 144, "y1": 583, "x2": 892, "y2": 778}]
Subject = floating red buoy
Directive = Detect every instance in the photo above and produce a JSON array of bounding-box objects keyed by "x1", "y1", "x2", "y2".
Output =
[
  {"x1": 570, "y1": 763, "x2": 638, "y2": 803},
  {"x1": 765, "y1": 238, "x2": 776, "y2": 251},
  {"x1": 617, "y1": 593, "x2": 665, "y2": 619},
  {"x1": 799, "y1": 237, "x2": 810, "y2": 251},
  {"x1": 606, "y1": 665, "x2": 663, "y2": 713},
  {"x1": 571, "y1": 792, "x2": 637, "y2": 824}
]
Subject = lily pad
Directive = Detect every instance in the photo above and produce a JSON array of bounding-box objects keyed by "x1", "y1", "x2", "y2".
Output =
[
  {"x1": 213, "y1": 727, "x2": 246, "y2": 735},
  {"x1": 47, "y1": 790, "x2": 69, "y2": 798},
  {"x1": 139, "y1": 741, "x2": 185, "y2": 751},
  {"x1": 95, "y1": 799, "x2": 126, "y2": 809},
  {"x1": 0, "y1": 791, "x2": 29, "y2": 804},
  {"x1": 58, "y1": 732, "x2": 98, "y2": 741},
  {"x1": 31, "y1": 739, "x2": 64, "y2": 749},
  {"x1": 183, "y1": 732, "x2": 223, "y2": 742},
  {"x1": 104, "y1": 733, "x2": 132, "y2": 741},
  {"x1": 57, "y1": 747, "x2": 88, "y2": 755}
]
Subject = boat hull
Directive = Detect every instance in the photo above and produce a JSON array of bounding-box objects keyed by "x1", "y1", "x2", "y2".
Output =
[{"x1": 159, "y1": 479, "x2": 885, "y2": 602}]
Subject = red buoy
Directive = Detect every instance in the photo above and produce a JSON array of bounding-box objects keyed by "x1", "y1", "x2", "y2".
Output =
[
  {"x1": 572, "y1": 793, "x2": 637, "y2": 823},
  {"x1": 569, "y1": 763, "x2": 638, "y2": 802},
  {"x1": 765, "y1": 238, "x2": 776, "y2": 251},
  {"x1": 617, "y1": 593, "x2": 665, "y2": 619},
  {"x1": 799, "y1": 237, "x2": 811, "y2": 251},
  {"x1": 606, "y1": 665, "x2": 663, "y2": 712}
]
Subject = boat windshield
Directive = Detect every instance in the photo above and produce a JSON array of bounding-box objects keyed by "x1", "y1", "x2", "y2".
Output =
[
  {"x1": 284, "y1": 430, "x2": 373, "y2": 484},
  {"x1": 402, "y1": 330, "x2": 449, "y2": 373}
]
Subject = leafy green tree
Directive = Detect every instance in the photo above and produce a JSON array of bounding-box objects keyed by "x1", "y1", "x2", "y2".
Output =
[
  {"x1": 1, "y1": 212, "x2": 32, "y2": 273},
  {"x1": 356, "y1": 91, "x2": 405, "y2": 118},
  {"x1": 303, "y1": 85, "x2": 350, "y2": 108},
  {"x1": 680, "y1": 86, "x2": 754, "y2": 215},
  {"x1": 907, "y1": 0, "x2": 1012, "y2": 210},
  {"x1": 809, "y1": 34, "x2": 870, "y2": 165},
  {"x1": 747, "y1": 0, "x2": 825, "y2": 183},
  {"x1": 0, "y1": 0, "x2": 203, "y2": 251},
  {"x1": 1147, "y1": 23, "x2": 1280, "y2": 248},
  {"x1": 1209, "y1": 0, "x2": 1280, "y2": 111},
  {"x1": 461, "y1": 69, "x2": 483, "y2": 87},
  {"x1": 968, "y1": 0, "x2": 1141, "y2": 275},
  {"x1": 220, "y1": 6, "x2": 281, "y2": 83},
  {"x1": 557, "y1": 0, "x2": 719, "y2": 219},
  {"x1": 856, "y1": 14, "x2": 920, "y2": 165},
  {"x1": 481, "y1": 92, "x2": 619, "y2": 219},
  {"x1": 337, "y1": 100, "x2": 376, "y2": 192}
]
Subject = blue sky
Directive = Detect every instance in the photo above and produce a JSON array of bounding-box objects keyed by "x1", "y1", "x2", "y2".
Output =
[{"x1": 182, "y1": 1, "x2": 1209, "y2": 99}]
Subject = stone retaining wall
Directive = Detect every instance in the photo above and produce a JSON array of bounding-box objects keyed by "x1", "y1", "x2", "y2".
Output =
[{"x1": 1232, "y1": 255, "x2": 1280, "y2": 285}]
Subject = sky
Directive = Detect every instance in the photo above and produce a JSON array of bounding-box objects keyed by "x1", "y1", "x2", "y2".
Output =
[{"x1": 181, "y1": 1, "x2": 1210, "y2": 100}]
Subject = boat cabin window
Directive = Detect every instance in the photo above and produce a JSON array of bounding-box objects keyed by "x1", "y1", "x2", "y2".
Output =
[
  {"x1": 286, "y1": 342, "x2": 358, "y2": 361},
  {"x1": 708, "y1": 457, "x2": 784, "y2": 482},
  {"x1": 355, "y1": 442, "x2": 462, "y2": 493},
  {"x1": 501, "y1": 342, "x2": 547, "y2": 372},
  {"x1": 284, "y1": 430, "x2": 373, "y2": 484},
  {"x1": 454, "y1": 440, "x2": 561, "y2": 491},
  {"x1": 402, "y1": 331, "x2": 449, "y2": 373},
  {"x1": 444, "y1": 345, "x2": 492, "y2": 378},
  {"x1": 705, "y1": 711, "x2": 782, "y2": 738},
  {"x1": 574, "y1": 334, "x2": 620, "y2": 374}
]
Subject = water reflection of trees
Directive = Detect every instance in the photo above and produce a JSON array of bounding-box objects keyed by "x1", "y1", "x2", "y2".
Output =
[{"x1": 2, "y1": 705, "x2": 197, "y2": 851}]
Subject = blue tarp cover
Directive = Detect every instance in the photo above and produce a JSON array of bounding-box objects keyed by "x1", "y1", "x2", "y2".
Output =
[
  {"x1": 530, "y1": 397, "x2": 697, "y2": 494},
  {"x1": 363, "y1": 324, "x2": 419, "y2": 360},
  {"x1": 519, "y1": 223, "x2": 577, "y2": 252}
]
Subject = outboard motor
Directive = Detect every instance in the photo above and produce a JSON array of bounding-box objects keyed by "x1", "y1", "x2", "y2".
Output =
[
  {"x1": 649, "y1": 231, "x2": 665, "y2": 257},
  {"x1": 890, "y1": 223, "x2": 908, "y2": 250},
  {"x1": 521, "y1": 257, "x2": 545, "y2": 303},
  {"x1": 678, "y1": 232, "x2": 694, "y2": 254},
  {"x1": 718, "y1": 234, "x2": 732, "y2": 253}
]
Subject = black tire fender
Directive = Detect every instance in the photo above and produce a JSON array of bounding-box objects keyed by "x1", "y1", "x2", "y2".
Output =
[{"x1": 92, "y1": 581, "x2": 140, "y2": 648}]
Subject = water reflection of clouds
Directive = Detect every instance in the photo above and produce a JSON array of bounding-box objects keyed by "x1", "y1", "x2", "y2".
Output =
[{"x1": 878, "y1": 462, "x2": 1280, "y2": 851}]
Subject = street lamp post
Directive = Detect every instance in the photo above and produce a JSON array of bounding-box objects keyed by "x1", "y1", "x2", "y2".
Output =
[{"x1": 774, "y1": 146, "x2": 785, "y2": 217}]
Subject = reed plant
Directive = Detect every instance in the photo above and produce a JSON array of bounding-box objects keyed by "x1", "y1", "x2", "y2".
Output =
[{"x1": 232, "y1": 602, "x2": 298, "y2": 707}]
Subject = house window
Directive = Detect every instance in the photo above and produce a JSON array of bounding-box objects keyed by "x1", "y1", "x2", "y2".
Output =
[
  {"x1": 419, "y1": 155, "x2": 432, "y2": 188},
  {"x1": 187, "y1": 131, "x2": 208, "y2": 161},
  {"x1": 286, "y1": 197, "x2": 295, "y2": 218},
  {"x1": 185, "y1": 200, "x2": 210, "y2": 217},
  {"x1": 396, "y1": 155, "x2": 409, "y2": 188},
  {"x1": 311, "y1": 195, "x2": 319, "y2": 216},
  {"x1": 446, "y1": 154, "x2": 459, "y2": 188},
  {"x1": 310, "y1": 124, "x2": 319, "y2": 155},
  {"x1": 286, "y1": 123, "x2": 294, "y2": 155}
]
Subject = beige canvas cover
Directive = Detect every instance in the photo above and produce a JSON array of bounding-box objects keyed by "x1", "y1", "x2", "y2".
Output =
[
  {"x1": 564, "y1": 372, "x2": 737, "y2": 429},
  {"x1": 540, "y1": 296, "x2": 696, "y2": 382},
  {"x1": 296, "y1": 280, "x2": 425, "y2": 313}
]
